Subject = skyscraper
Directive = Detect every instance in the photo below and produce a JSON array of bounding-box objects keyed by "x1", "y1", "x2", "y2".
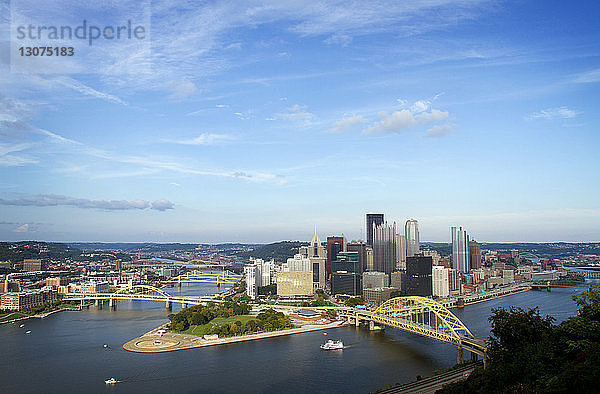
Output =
[
  {"x1": 406, "y1": 256, "x2": 432, "y2": 296},
  {"x1": 347, "y1": 241, "x2": 367, "y2": 274},
  {"x1": 366, "y1": 213, "x2": 384, "y2": 247},
  {"x1": 451, "y1": 226, "x2": 470, "y2": 273},
  {"x1": 468, "y1": 240, "x2": 481, "y2": 270},
  {"x1": 373, "y1": 222, "x2": 397, "y2": 275},
  {"x1": 395, "y1": 234, "x2": 406, "y2": 270},
  {"x1": 326, "y1": 235, "x2": 346, "y2": 280},
  {"x1": 405, "y1": 219, "x2": 420, "y2": 257}
]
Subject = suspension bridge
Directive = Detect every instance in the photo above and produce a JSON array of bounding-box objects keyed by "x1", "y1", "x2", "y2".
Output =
[
  {"x1": 340, "y1": 296, "x2": 487, "y2": 363},
  {"x1": 63, "y1": 284, "x2": 223, "y2": 311}
]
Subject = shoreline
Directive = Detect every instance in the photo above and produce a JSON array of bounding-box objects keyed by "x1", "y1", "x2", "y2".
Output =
[
  {"x1": 123, "y1": 320, "x2": 347, "y2": 353},
  {"x1": 0, "y1": 305, "x2": 86, "y2": 325},
  {"x1": 461, "y1": 286, "x2": 532, "y2": 306}
]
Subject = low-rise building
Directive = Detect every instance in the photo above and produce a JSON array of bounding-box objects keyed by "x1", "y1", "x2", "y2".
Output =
[
  {"x1": 276, "y1": 271, "x2": 313, "y2": 297},
  {"x1": 363, "y1": 271, "x2": 388, "y2": 289},
  {"x1": 363, "y1": 287, "x2": 396, "y2": 304},
  {"x1": 0, "y1": 288, "x2": 58, "y2": 311}
]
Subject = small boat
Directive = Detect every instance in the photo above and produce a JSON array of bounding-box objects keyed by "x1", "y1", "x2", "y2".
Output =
[
  {"x1": 320, "y1": 340, "x2": 343, "y2": 350},
  {"x1": 25, "y1": 330, "x2": 31, "y2": 334},
  {"x1": 20, "y1": 324, "x2": 24, "y2": 328},
  {"x1": 105, "y1": 378, "x2": 119, "y2": 384},
  {"x1": 103, "y1": 344, "x2": 109, "y2": 348}
]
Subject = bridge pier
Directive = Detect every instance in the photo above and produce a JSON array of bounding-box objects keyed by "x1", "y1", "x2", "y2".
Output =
[
  {"x1": 457, "y1": 346, "x2": 464, "y2": 364},
  {"x1": 95, "y1": 299, "x2": 102, "y2": 310},
  {"x1": 166, "y1": 300, "x2": 172, "y2": 311},
  {"x1": 182, "y1": 303, "x2": 188, "y2": 309},
  {"x1": 109, "y1": 298, "x2": 116, "y2": 311},
  {"x1": 471, "y1": 352, "x2": 478, "y2": 362}
]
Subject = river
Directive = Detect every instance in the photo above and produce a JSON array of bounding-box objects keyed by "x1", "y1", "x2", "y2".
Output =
[{"x1": 0, "y1": 280, "x2": 596, "y2": 394}]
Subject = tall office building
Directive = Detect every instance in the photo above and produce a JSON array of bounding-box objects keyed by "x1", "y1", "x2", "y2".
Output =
[
  {"x1": 395, "y1": 234, "x2": 406, "y2": 270},
  {"x1": 365, "y1": 247, "x2": 374, "y2": 271},
  {"x1": 347, "y1": 241, "x2": 367, "y2": 274},
  {"x1": 468, "y1": 240, "x2": 481, "y2": 270},
  {"x1": 405, "y1": 220, "x2": 420, "y2": 257},
  {"x1": 332, "y1": 251, "x2": 360, "y2": 274},
  {"x1": 326, "y1": 236, "x2": 346, "y2": 280},
  {"x1": 432, "y1": 265, "x2": 449, "y2": 297},
  {"x1": 308, "y1": 230, "x2": 326, "y2": 289},
  {"x1": 373, "y1": 222, "x2": 397, "y2": 275},
  {"x1": 406, "y1": 256, "x2": 432, "y2": 296},
  {"x1": 366, "y1": 213, "x2": 384, "y2": 247},
  {"x1": 451, "y1": 226, "x2": 470, "y2": 273}
]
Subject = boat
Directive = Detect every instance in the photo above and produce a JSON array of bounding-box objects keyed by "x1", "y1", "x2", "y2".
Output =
[
  {"x1": 320, "y1": 340, "x2": 343, "y2": 350},
  {"x1": 103, "y1": 344, "x2": 109, "y2": 348},
  {"x1": 25, "y1": 330, "x2": 31, "y2": 334},
  {"x1": 19, "y1": 324, "x2": 24, "y2": 328},
  {"x1": 105, "y1": 378, "x2": 119, "y2": 384}
]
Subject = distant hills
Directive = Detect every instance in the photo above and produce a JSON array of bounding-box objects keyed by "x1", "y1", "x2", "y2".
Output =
[{"x1": 1, "y1": 240, "x2": 598, "y2": 263}]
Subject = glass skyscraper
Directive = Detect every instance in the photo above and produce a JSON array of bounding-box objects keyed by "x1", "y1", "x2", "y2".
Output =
[
  {"x1": 405, "y1": 219, "x2": 420, "y2": 257},
  {"x1": 451, "y1": 226, "x2": 470, "y2": 273}
]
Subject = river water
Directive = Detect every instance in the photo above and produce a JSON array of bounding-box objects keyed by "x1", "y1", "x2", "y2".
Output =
[{"x1": 0, "y1": 280, "x2": 595, "y2": 394}]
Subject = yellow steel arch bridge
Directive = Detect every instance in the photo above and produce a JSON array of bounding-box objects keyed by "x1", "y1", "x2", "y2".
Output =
[
  {"x1": 63, "y1": 284, "x2": 223, "y2": 311},
  {"x1": 341, "y1": 296, "x2": 487, "y2": 362},
  {"x1": 162, "y1": 270, "x2": 243, "y2": 285}
]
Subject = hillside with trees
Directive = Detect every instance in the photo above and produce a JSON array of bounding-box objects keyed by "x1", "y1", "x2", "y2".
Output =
[{"x1": 440, "y1": 285, "x2": 600, "y2": 392}]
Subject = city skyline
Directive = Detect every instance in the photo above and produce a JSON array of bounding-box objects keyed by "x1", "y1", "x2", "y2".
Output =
[{"x1": 1, "y1": 1, "x2": 599, "y2": 243}]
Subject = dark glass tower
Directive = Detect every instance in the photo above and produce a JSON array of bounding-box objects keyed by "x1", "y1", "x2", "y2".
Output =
[{"x1": 366, "y1": 213, "x2": 384, "y2": 247}]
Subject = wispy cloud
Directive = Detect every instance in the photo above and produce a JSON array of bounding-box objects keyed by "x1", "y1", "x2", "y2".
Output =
[
  {"x1": 272, "y1": 104, "x2": 314, "y2": 125},
  {"x1": 13, "y1": 224, "x2": 29, "y2": 233},
  {"x1": 572, "y1": 68, "x2": 600, "y2": 84},
  {"x1": 528, "y1": 107, "x2": 581, "y2": 120},
  {"x1": 0, "y1": 194, "x2": 175, "y2": 211},
  {"x1": 169, "y1": 133, "x2": 233, "y2": 145}
]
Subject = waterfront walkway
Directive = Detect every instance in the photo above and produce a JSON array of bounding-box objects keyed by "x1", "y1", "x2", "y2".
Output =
[{"x1": 123, "y1": 320, "x2": 347, "y2": 353}]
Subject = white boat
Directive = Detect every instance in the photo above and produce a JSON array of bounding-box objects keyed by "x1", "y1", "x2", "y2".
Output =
[
  {"x1": 25, "y1": 330, "x2": 31, "y2": 334},
  {"x1": 103, "y1": 344, "x2": 109, "y2": 348},
  {"x1": 105, "y1": 378, "x2": 119, "y2": 384},
  {"x1": 19, "y1": 324, "x2": 24, "y2": 328},
  {"x1": 320, "y1": 340, "x2": 343, "y2": 350}
]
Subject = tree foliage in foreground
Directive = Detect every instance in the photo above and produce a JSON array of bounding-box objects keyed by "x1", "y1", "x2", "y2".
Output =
[{"x1": 440, "y1": 285, "x2": 600, "y2": 393}]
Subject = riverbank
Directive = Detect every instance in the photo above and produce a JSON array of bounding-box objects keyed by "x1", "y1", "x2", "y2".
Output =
[
  {"x1": 0, "y1": 305, "x2": 86, "y2": 325},
  {"x1": 123, "y1": 320, "x2": 347, "y2": 353}
]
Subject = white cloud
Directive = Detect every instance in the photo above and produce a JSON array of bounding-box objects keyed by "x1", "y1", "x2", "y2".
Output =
[
  {"x1": 572, "y1": 68, "x2": 600, "y2": 84},
  {"x1": 273, "y1": 104, "x2": 314, "y2": 125},
  {"x1": 415, "y1": 109, "x2": 449, "y2": 123},
  {"x1": 362, "y1": 100, "x2": 451, "y2": 135},
  {"x1": 0, "y1": 194, "x2": 175, "y2": 211},
  {"x1": 328, "y1": 115, "x2": 365, "y2": 133},
  {"x1": 411, "y1": 100, "x2": 430, "y2": 113},
  {"x1": 363, "y1": 110, "x2": 416, "y2": 134},
  {"x1": 324, "y1": 33, "x2": 353, "y2": 47},
  {"x1": 528, "y1": 107, "x2": 581, "y2": 120},
  {"x1": 166, "y1": 79, "x2": 198, "y2": 99},
  {"x1": 13, "y1": 224, "x2": 28, "y2": 233},
  {"x1": 425, "y1": 123, "x2": 456, "y2": 137},
  {"x1": 171, "y1": 133, "x2": 233, "y2": 145},
  {"x1": 151, "y1": 199, "x2": 175, "y2": 211}
]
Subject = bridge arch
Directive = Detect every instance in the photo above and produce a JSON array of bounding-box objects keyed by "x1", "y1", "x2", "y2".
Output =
[
  {"x1": 365, "y1": 296, "x2": 488, "y2": 357},
  {"x1": 114, "y1": 284, "x2": 171, "y2": 298}
]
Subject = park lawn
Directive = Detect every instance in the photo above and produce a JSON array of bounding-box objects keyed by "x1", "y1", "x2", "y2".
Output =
[
  {"x1": 183, "y1": 315, "x2": 256, "y2": 337},
  {"x1": 0, "y1": 312, "x2": 29, "y2": 322}
]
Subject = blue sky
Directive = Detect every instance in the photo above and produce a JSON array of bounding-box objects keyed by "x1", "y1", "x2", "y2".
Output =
[{"x1": 1, "y1": 0, "x2": 599, "y2": 243}]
